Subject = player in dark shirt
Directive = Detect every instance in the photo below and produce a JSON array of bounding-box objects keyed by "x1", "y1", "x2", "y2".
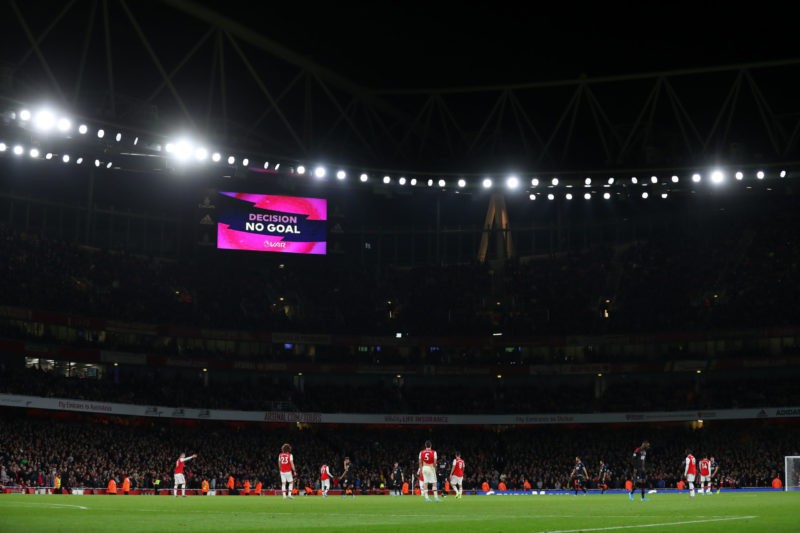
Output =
[
  {"x1": 570, "y1": 457, "x2": 588, "y2": 495},
  {"x1": 389, "y1": 462, "x2": 404, "y2": 496},
  {"x1": 709, "y1": 456, "x2": 720, "y2": 494},
  {"x1": 437, "y1": 455, "x2": 448, "y2": 497},
  {"x1": 598, "y1": 460, "x2": 611, "y2": 494},
  {"x1": 629, "y1": 440, "x2": 650, "y2": 501}
]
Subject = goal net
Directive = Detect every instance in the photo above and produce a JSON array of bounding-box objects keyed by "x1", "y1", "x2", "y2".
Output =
[{"x1": 785, "y1": 456, "x2": 800, "y2": 491}]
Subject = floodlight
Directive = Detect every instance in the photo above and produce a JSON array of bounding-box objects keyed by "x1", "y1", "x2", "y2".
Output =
[
  {"x1": 458, "y1": 179, "x2": 466, "y2": 188},
  {"x1": 297, "y1": 165, "x2": 306, "y2": 175},
  {"x1": 383, "y1": 176, "x2": 391, "y2": 184},
  {"x1": 482, "y1": 178, "x2": 492, "y2": 189},
  {"x1": 29, "y1": 148, "x2": 40, "y2": 158},
  {"x1": 314, "y1": 166, "x2": 326, "y2": 178},
  {"x1": 360, "y1": 173, "x2": 368, "y2": 182},
  {"x1": 438, "y1": 179, "x2": 446, "y2": 187},
  {"x1": 336, "y1": 170, "x2": 346, "y2": 180}
]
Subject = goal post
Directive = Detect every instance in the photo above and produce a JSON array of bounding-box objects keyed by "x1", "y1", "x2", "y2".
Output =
[{"x1": 785, "y1": 456, "x2": 800, "y2": 491}]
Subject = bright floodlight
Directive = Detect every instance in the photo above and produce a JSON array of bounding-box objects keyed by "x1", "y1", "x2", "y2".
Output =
[
  {"x1": 133, "y1": 137, "x2": 139, "y2": 145},
  {"x1": 0, "y1": 143, "x2": 6, "y2": 152},
  {"x1": 427, "y1": 179, "x2": 434, "y2": 187},
  {"x1": 642, "y1": 192, "x2": 649, "y2": 198},
  {"x1": 650, "y1": 176, "x2": 658, "y2": 184},
  {"x1": 13, "y1": 145, "x2": 24, "y2": 155},
  {"x1": 780, "y1": 170, "x2": 787, "y2": 178},
  {"x1": 410, "y1": 178, "x2": 417, "y2": 186},
  {"x1": 314, "y1": 166, "x2": 326, "y2": 178},
  {"x1": 631, "y1": 176, "x2": 638, "y2": 184},
  {"x1": 78, "y1": 124, "x2": 88, "y2": 134},
  {"x1": 212, "y1": 152, "x2": 221, "y2": 162},
  {"x1": 438, "y1": 179, "x2": 446, "y2": 187},
  {"x1": 34, "y1": 110, "x2": 56, "y2": 131},
  {"x1": 398, "y1": 177, "x2": 407, "y2": 185},
  {"x1": 711, "y1": 170, "x2": 724, "y2": 184},
  {"x1": 97, "y1": 129, "x2": 105, "y2": 139},
  {"x1": 756, "y1": 170, "x2": 765, "y2": 179},
  {"x1": 661, "y1": 193, "x2": 668, "y2": 199},
  {"x1": 57, "y1": 118, "x2": 71, "y2": 132},
  {"x1": 29, "y1": 148, "x2": 40, "y2": 158},
  {"x1": 671, "y1": 175, "x2": 679, "y2": 183},
  {"x1": 565, "y1": 193, "x2": 573, "y2": 200},
  {"x1": 691, "y1": 173, "x2": 701, "y2": 183},
  {"x1": 106, "y1": 162, "x2": 112, "y2": 169},
  {"x1": 608, "y1": 177, "x2": 615, "y2": 185},
  {"x1": 194, "y1": 147, "x2": 208, "y2": 161},
  {"x1": 227, "y1": 156, "x2": 235, "y2": 165},
  {"x1": 94, "y1": 159, "x2": 101, "y2": 167},
  {"x1": 297, "y1": 165, "x2": 306, "y2": 175},
  {"x1": 45, "y1": 153, "x2": 53, "y2": 159},
  {"x1": 734, "y1": 171, "x2": 743, "y2": 180},
  {"x1": 458, "y1": 178, "x2": 466, "y2": 188},
  {"x1": 383, "y1": 176, "x2": 391, "y2": 184},
  {"x1": 76, "y1": 157, "x2": 83, "y2": 165},
  {"x1": 529, "y1": 194, "x2": 536, "y2": 200},
  {"x1": 603, "y1": 192, "x2": 611, "y2": 200},
  {"x1": 584, "y1": 177, "x2": 591, "y2": 186},
  {"x1": 274, "y1": 163, "x2": 280, "y2": 170},
  {"x1": 547, "y1": 193, "x2": 555, "y2": 200},
  {"x1": 115, "y1": 133, "x2": 122, "y2": 142},
  {"x1": 482, "y1": 178, "x2": 492, "y2": 189},
  {"x1": 584, "y1": 192, "x2": 591, "y2": 200},
  {"x1": 19, "y1": 109, "x2": 31, "y2": 121},
  {"x1": 61, "y1": 154, "x2": 70, "y2": 163},
  {"x1": 242, "y1": 158, "x2": 250, "y2": 167},
  {"x1": 531, "y1": 178, "x2": 539, "y2": 187},
  {"x1": 506, "y1": 176, "x2": 519, "y2": 189},
  {"x1": 359, "y1": 173, "x2": 368, "y2": 182},
  {"x1": 551, "y1": 177, "x2": 559, "y2": 186},
  {"x1": 174, "y1": 140, "x2": 192, "y2": 160},
  {"x1": 336, "y1": 170, "x2": 346, "y2": 180}
]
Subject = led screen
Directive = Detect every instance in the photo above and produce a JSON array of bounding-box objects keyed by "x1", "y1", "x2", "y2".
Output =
[{"x1": 216, "y1": 192, "x2": 327, "y2": 255}]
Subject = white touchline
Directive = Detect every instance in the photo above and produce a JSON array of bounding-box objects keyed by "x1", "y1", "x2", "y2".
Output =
[{"x1": 537, "y1": 515, "x2": 758, "y2": 533}]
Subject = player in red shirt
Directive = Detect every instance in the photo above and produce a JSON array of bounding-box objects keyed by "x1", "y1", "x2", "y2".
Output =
[
  {"x1": 698, "y1": 455, "x2": 711, "y2": 495},
  {"x1": 173, "y1": 452, "x2": 196, "y2": 497},
  {"x1": 419, "y1": 440, "x2": 439, "y2": 502},
  {"x1": 449, "y1": 452, "x2": 465, "y2": 499},
  {"x1": 278, "y1": 443, "x2": 297, "y2": 499},
  {"x1": 683, "y1": 449, "x2": 697, "y2": 498},
  {"x1": 320, "y1": 463, "x2": 332, "y2": 497}
]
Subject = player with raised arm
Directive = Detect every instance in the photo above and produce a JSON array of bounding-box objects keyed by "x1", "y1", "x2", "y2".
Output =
[
  {"x1": 629, "y1": 440, "x2": 649, "y2": 501},
  {"x1": 173, "y1": 452, "x2": 196, "y2": 497},
  {"x1": 449, "y1": 451, "x2": 465, "y2": 499},
  {"x1": 698, "y1": 454, "x2": 711, "y2": 495},
  {"x1": 419, "y1": 440, "x2": 439, "y2": 502},
  {"x1": 683, "y1": 449, "x2": 697, "y2": 498},
  {"x1": 320, "y1": 462, "x2": 332, "y2": 497},
  {"x1": 278, "y1": 443, "x2": 297, "y2": 499},
  {"x1": 598, "y1": 459, "x2": 611, "y2": 494},
  {"x1": 570, "y1": 457, "x2": 589, "y2": 495}
]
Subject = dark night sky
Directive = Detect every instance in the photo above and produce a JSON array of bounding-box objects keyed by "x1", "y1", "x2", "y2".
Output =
[{"x1": 197, "y1": 1, "x2": 799, "y2": 89}]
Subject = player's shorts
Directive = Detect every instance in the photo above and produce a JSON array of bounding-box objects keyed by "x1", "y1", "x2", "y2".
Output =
[
  {"x1": 421, "y1": 465, "x2": 436, "y2": 484},
  {"x1": 450, "y1": 475, "x2": 463, "y2": 486},
  {"x1": 280, "y1": 472, "x2": 294, "y2": 483},
  {"x1": 685, "y1": 474, "x2": 695, "y2": 483},
  {"x1": 321, "y1": 479, "x2": 330, "y2": 490},
  {"x1": 700, "y1": 475, "x2": 710, "y2": 483},
  {"x1": 173, "y1": 473, "x2": 185, "y2": 486}
]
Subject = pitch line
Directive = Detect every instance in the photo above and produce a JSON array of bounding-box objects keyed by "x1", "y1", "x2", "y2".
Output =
[
  {"x1": 537, "y1": 515, "x2": 757, "y2": 533},
  {"x1": 3, "y1": 502, "x2": 89, "y2": 510}
]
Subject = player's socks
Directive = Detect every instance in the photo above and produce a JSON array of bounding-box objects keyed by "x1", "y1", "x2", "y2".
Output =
[{"x1": 629, "y1": 492, "x2": 634, "y2": 501}]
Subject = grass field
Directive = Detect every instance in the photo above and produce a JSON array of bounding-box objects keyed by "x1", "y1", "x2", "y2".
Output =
[{"x1": 1, "y1": 492, "x2": 798, "y2": 532}]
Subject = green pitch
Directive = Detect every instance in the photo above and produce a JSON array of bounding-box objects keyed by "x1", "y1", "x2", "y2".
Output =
[{"x1": 0, "y1": 492, "x2": 798, "y2": 533}]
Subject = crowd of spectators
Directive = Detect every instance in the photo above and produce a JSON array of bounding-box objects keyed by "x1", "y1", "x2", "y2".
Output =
[
  {"x1": 1, "y1": 193, "x2": 799, "y2": 340},
  {"x1": 2, "y1": 366, "x2": 798, "y2": 415},
  {"x1": 0, "y1": 413, "x2": 796, "y2": 493}
]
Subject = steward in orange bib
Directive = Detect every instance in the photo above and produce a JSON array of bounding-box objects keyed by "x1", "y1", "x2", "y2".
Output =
[
  {"x1": 201, "y1": 479, "x2": 210, "y2": 495},
  {"x1": 107, "y1": 478, "x2": 117, "y2": 495}
]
